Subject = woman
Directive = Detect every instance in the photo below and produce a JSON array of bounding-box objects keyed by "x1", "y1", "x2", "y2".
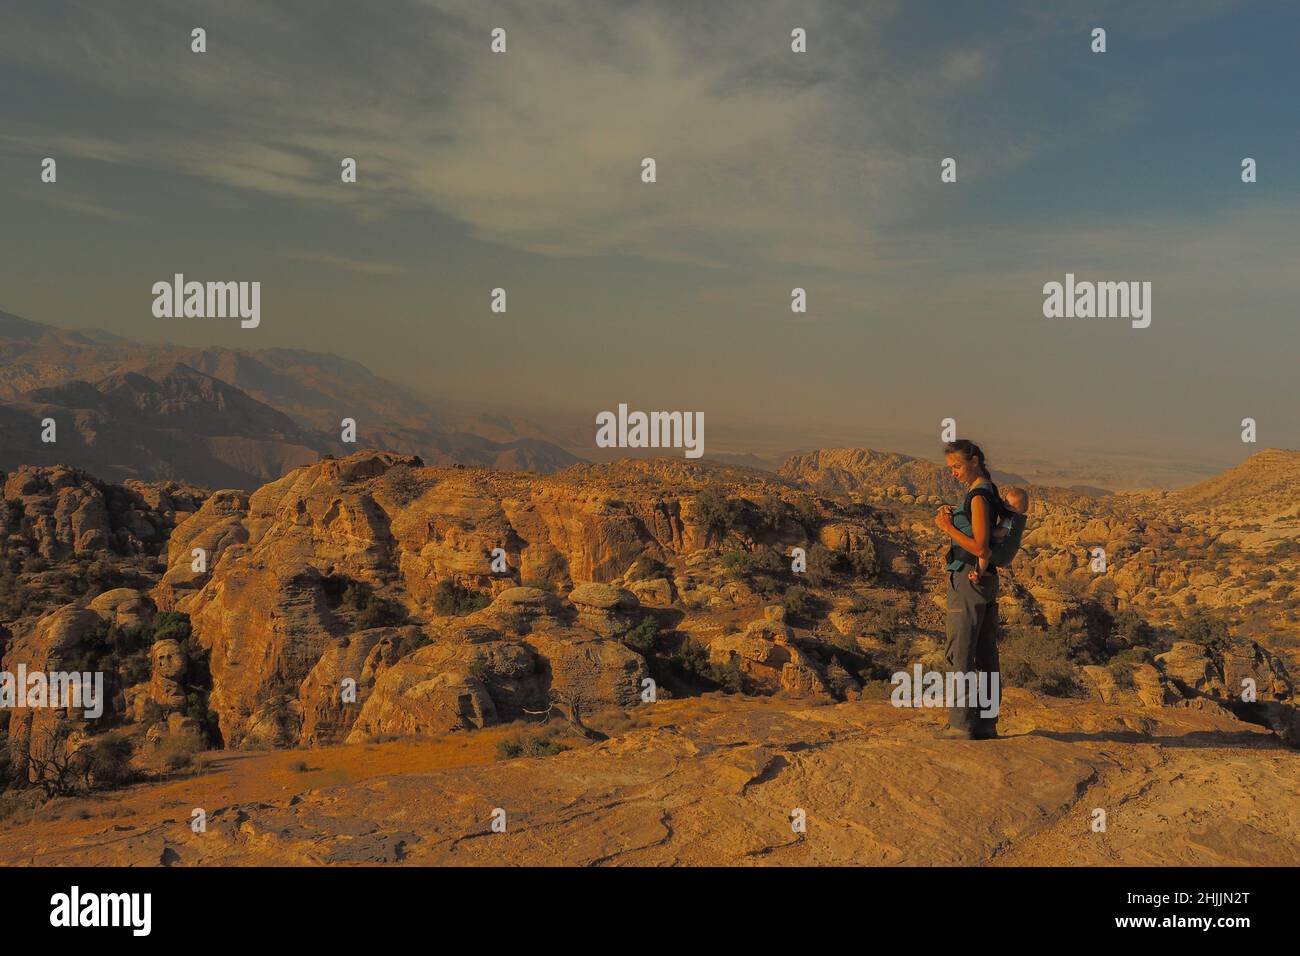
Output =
[{"x1": 933, "y1": 439, "x2": 1002, "y2": 741}]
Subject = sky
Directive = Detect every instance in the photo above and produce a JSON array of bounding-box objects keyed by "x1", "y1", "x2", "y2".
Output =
[{"x1": 1, "y1": 0, "x2": 1297, "y2": 486}]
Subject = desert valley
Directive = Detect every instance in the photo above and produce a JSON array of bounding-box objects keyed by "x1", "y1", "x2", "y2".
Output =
[
  {"x1": 0, "y1": 431, "x2": 1297, "y2": 863},
  {"x1": 1, "y1": 313, "x2": 1298, "y2": 866}
]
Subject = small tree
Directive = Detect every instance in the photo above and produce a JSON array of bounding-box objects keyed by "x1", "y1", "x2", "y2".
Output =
[
  {"x1": 524, "y1": 689, "x2": 603, "y2": 740},
  {"x1": 694, "y1": 487, "x2": 735, "y2": 544},
  {"x1": 26, "y1": 722, "x2": 89, "y2": 797},
  {"x1": 1180, "y1": 609, "x2": 1232, "y2": 657},
  {"x1": 623, "y1": 616, "x2": 660, "y2": 655},
  {"x1": 433, "y1": 580, "x2": 491, "y2": 617},
  {"x1": 81, "y1": 733, "x2": 135, "y2": 789}
]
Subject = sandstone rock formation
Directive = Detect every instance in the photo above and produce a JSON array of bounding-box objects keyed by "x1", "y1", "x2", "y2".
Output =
[
  {"x1": 147, "y1": 452, "x2": 876, "y2": 746},
  {"x1": 87, "y1": 588, "x2": 155, "y2": 629},
  {"x1": 709, "y1": 605, "x2": 839, "y2": 698},
  {"x1": 0, "y1": 605, "x2": 104, "y2": 777},
  {"x1": 2, "y1": 465, "x2": 202, "y2": 559},
  {"x1": 148, "y1": 639, "x2": 188, "y2": 712}
]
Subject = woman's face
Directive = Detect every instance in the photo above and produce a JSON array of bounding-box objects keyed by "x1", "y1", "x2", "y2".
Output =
[{"x1": 946, "y1": 452, "x2": 979, "y2": 485}]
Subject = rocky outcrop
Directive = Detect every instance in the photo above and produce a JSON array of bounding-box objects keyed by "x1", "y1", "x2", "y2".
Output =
[
  {"x1": 87, "y1": 588, "x2": 155, "y2": 629},
  {"x1": 5, "y1": 467, "x2": 110, "y2": 556},
  {"x1": 1079, "y1": 663, "x2": 1178, "y2": 708},
  {"x1": 568, "y1": 582, "x2": 640, "y2": 638},
  {"x1": 155, "y1": 490, "x2": 250, "y2": 603},
  {"x1": 708, "y1": 605, "x2": 839, "y2": 699},
  {"x1": 336, "y1": 580, "x2": 654, "y2": 743},
  {"x1": 148, "y1": 639, "x2": 188, "y2": 712},
  {"x1": 0, "y1": 605, "x2": 105, "y2": 777},
  {"x1": 148, "y1": 452, "x2": 876, "y2": 746},
  {"x1": 779, "y1": 448, "x2": 963, "y2": 500},
  {"x1": 2, "y1": 465, "x2": 204, "y2": 559},
  {"x1": 1156, "y1": 642, "x2": 1226, "y2": 697},
  {"x1": 297, "y1": 626, "x2": 414, "y2": 747},
  {"x1": 347, "y1": 640, "x2": 537, "y2": 742}
]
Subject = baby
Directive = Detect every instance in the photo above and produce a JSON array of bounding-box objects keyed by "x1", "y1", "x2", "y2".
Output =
[{"x1": 969, "y1": 486, "x2": 1030, "y2": 582}]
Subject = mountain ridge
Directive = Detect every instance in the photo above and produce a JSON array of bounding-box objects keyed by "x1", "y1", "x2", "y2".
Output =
[{"x1": 0, "y1": 311, "x2": 580, "y2": 487}]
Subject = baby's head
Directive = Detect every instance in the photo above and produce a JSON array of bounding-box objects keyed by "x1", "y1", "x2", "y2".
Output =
[{"x1": 1004, "y1": 487, "x2": 1029, "y2": 514}]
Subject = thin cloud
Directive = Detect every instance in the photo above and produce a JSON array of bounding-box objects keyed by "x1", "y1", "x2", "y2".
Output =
[
  {"x1": 277, "y1": 251, "x2": 409, "y2": 275},
  {"x1": 0, "y1": 0, "x2": 1055, "y2": 275}
]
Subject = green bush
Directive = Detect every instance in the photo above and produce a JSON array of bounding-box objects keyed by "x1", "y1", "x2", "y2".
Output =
[
  {"x1": 322, "y1": 574, "x2": 408, "y2": 626},
  {"x1": 1110, "y1": 608, "x2": 1157, "y2": 649},
  {"x1": 709, "y1": 656, "x2": 746, "y2": 694},
  {"x1": 496, "y1": 735, "x2": 569, "y2": 759},
  {"x1": 1179, "y1": 608, "x2": 1232, "y2": 656},
  {"x1": 433, "y1": 579, "x2": 491, "y2": 617},
  {"x1": 1000, "y1": 626, "x2": 1079, "y2": 697},
  {"x1": 752, "y1": 495, "x2": 788, "y2": 534},
  {"x1": 120, "y1": 648, "x2": 152, "y2": 685},
  {"x1": 805, "y1": 545, "x2": 849, "y2": 587},
  {"x1": 722, "y1": 548, "x2": 787, "y2": 596},
  {"x1": 152, "y1": 611, "x2": 192, "y2": 644},
  {"x1": 82, "y1": 733, "x2": 135, "y2": 789},
  {"x1": 790, "y1": 495, "x2": 823, "y2": 534},
  {"x1": 468, "y1": 651, "x2": 493, "y2": 682},
  {"x1": 781, "y1": 585, "x2": 823, "y2": 623},
  {"x1": 722, "y1": 550, "x2": 756, "y2": 577},
  {"x1": 848, "y1": 545, "x2": 881, "y2": 580},
  {"x1": 694, "y1": 487, "x2": 735, "y2": 542},
  {"x1": 623, "y1": 616, "x2": 660, "y2": 655},
  {"x1": 673, "y1": 638, "x2": 714, "y2": 682}
]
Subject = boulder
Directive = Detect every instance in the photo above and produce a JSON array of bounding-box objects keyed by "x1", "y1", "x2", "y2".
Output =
[
  {"x1": 708, "y1": 608, "x2": 832, "y2": 699},
  {"x1": 1155, "y1": 642, "x2": 1226, "y2": 697},
  {"x1": 627, "y1": 576, "x2": 676, "y2": 606},
  {"x1": 87, "y1": 588, "x2": 156, "y2": 629},
  {"x1": 347, "y1": 649, "x2": 498, "y2": 742},
  {"x1": 568, "y1": 582, "x2": 640, "y2": 637},
  {"x1": 1079, "y1": 664, "x2": 1178, "y2": 708}
]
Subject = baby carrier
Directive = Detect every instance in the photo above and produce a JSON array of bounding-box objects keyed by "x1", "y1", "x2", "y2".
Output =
[{"x1": 947, "y1": 482, "x2": 1026, "y2": 569}]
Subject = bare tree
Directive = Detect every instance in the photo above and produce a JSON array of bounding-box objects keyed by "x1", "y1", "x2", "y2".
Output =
[
  {"x1": 523, "y1": 688, "x2": 603, "y2": 740},
  {"x1": 25, "y1": 720, "x2": 90, "y2": 798}
]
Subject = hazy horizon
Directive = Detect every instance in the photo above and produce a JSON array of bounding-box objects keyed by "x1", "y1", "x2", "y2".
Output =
[{"x1": 3, "y1": 0, "x2": 1297, "y2": 489}]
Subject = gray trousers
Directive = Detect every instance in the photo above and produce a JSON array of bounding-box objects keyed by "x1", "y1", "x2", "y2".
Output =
[{"x1": 943, "y1": 570, "x2": 1001, "y2": 734}]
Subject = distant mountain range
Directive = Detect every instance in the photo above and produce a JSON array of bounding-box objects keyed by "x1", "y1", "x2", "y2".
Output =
[
  {"x1": 0, "y1": 311, "x2": 580, "y2": 488},
  {"x1": 778, "y1": 447, "x2": 1038, "y2": 501}
]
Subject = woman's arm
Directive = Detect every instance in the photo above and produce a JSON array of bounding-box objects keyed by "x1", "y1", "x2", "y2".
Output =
[{"x1": 935, "y1": 497, "x2": 993, "y2": 559}]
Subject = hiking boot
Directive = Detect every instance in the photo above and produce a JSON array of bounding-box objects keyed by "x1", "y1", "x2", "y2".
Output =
[{"x1": 971, "y1": 730, "x2": 999, "y2": 740}]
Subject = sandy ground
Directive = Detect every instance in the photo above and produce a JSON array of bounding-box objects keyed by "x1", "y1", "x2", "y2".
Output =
[{"x1": 2, "y1": 691, "x2": 1297, "y2": 866}]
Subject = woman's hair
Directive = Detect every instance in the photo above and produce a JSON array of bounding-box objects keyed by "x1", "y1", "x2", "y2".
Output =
[{"x1": 944, "y1": 439, "x2": 991, "y2": 480}]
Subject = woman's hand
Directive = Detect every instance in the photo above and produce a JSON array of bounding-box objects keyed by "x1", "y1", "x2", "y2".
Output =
[{"x1": 934, "y1": 505, "x2": 955, "y2": 532}]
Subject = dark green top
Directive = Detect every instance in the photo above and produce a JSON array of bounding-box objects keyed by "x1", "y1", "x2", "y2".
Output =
[{"x1": 945, "y1": 480, "x2": 995, "y2": 572}]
